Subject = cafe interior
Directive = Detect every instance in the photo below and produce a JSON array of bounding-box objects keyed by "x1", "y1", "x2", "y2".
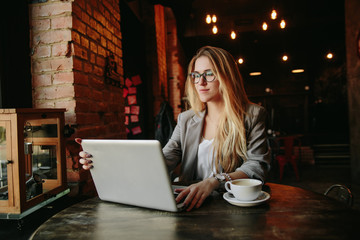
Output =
[{"x1": 1, "y1": 0, "x2": 360, "y2": 239}]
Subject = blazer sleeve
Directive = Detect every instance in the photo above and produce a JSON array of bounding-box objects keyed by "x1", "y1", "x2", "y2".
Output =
[
  {"x1": 162, "y1": 113, "x2": 183, "y2": 173},
  {"x1": 236, "y1": 105, "x2": 271, "y2": 182}
]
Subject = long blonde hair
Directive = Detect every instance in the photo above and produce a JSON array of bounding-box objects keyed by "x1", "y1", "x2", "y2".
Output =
[{"x1": 185, "y1": 46, "x2": 250, "y2": 173}]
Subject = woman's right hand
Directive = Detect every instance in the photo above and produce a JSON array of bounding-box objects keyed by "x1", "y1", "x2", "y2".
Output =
[
  {"x1": 76, "y1": 138, "x2": 94, "y2": 170},
  {"x1": 79, "y1": 151, "x2": 93, "y2": 170}
]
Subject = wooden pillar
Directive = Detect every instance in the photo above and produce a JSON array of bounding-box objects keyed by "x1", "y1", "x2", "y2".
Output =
[{"x1": 345, "y1": 0, "x2": 360, "y2": 183}]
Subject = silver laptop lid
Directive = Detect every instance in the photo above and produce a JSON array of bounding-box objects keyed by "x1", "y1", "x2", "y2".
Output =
[{"x1": 81, "y1": 139, "x2": 179, "y2": 212}]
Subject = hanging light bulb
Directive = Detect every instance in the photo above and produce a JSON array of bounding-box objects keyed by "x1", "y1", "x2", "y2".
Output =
[
  {"x1": 230, "y1": 31, "x2": 236, "y2": 39},
  {"x1": 326, "y1": 52, "x2": 334, "y2": 59},
  {"x1": 280, "y1": 19, "x2": 286, "y2": 29},
  {"x1": 282, "y1": 55, "x2": 288, "y2": 61},
  {"x1": 238, "y1": 58, "x2": 244, "y2": 64},
  {"x1": 262, "y1": 22, "x2": 268, "y2": 31},
  {"x1": 271, "y1": 9, "x2": 277, "y2": 20},
  {"x1": 206, "y1": 14, "x2": 211, "y2": 24},
  {"x1": 212, "y1": 25, "x2": 218, "y2": 34},
  {"x1": 212, "y1": 15, "x2": 217, "y2": 23}
]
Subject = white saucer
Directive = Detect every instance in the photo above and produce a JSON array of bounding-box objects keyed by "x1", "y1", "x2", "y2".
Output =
[{"x1": 223, "y1": 191, "x2": 270, "y2": 207}]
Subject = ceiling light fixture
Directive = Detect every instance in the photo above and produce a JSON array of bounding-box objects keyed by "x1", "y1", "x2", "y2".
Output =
[
  {"x1": 212, "y1": 25, "x2": 218, "y2": 34},
  {"x1": 262, "y1": 22, "x2": 268, "y2": 31},
  {"x1": 282, "y1": 55, "x2": 288, "y2": 61},
  {"x1": 271, "y1": 9, "x2": 277, "y2": 20},
  {"x1": 238, "y1": 58, "x2": 244, "y2": 64},
  {"x1": 230, "y1": 31, "x2": 236, "y2": 39},
  {"x1": 212, "y1": 15, "x2": 217, "y2": 23},
  {"x1": 326, "y1": 52, "x2": 334, "y2": 59},
  {"x1": 280, "y1": 19, "x2": 286, "y2": 29},
  {"x1": 292, "y1": 69, "x2": 305, "y2": 73},
  {"x1": 206, "y1": 14, "x2": 211, "y2": 24},
  {"x1": 250, "y1": 72, "x2": 262, "y2": 76}
]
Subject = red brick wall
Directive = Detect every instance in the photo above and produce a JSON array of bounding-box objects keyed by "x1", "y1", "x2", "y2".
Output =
[
  {"x1": 72, "y1": 0, "x2": 125, "y2": 139},
  {"x1": 165, "y1": 8, "x2": 186, "y2": 119},
  {"x1": 154, "y1": 5, "x2": 185, "y2": 119},
  {"x1": 153, "y1": 4, "x2": 168, "y2": 115},
  {"x1": 29, "y1": 0, "x2": 125, "y2": 195},
  {"x1": 28, "y1": 0, "x2": 186, "y2": 196}
]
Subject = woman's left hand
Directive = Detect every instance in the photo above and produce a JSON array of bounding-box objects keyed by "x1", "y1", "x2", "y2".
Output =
[{"x1": 175, "y1": 177, "x2": 219, "y2": 211}]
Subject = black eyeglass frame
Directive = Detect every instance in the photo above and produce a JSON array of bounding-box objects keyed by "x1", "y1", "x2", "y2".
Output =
[{"x1": 189, "y1": 71, "x2": 217, "y2": 84}]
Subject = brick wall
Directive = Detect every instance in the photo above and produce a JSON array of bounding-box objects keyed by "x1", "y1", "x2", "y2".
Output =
[
  {"x1": 153, "y1": 5, "x2": 185, "y2": 119},
  {"x1": 30, "y1": 1, "x2": 74, "y2": 114},
  {"x1": 28, "y1": 0, "x2": 186, "y2": 196},
  {"x1": 153, "y1": 4, "x2": 168, "y2": 115},
  {"x1": 165, "y1": 8, "x2": 186, "y2": 119},
  {"x1": 29, "y1": 0, "x2": 126, "y2": 195}
]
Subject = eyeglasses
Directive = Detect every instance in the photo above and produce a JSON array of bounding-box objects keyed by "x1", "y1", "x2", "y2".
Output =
[{"x1": 189, "y1": 70, "x2": 216, "y2": 84}]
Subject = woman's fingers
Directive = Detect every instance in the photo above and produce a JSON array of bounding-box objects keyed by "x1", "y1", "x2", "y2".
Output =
[
  {"x1": 175, "y1": 188, "x2": 189, "y2": 203},
  {"x1": 79, "y1": 159, "x2": 92, "y2": 165},
  {"x1": 79, "y1": 150, "x2": 93, "y2": 170},
  {"x1": 186, "y1": 192, "x2": 201, "y2": 211},
  {"x1": 79, "y1": 151, "x2": 92, "y2": 158},
  {"x1": 75, "y1": 139, "x2": 93, "y2": 170},
  {"x1": 175, "y1": 184, "x2": 208, "y2": 211},
  {"x1": 195, "y1": 193, "x2": 207, "y2": 209},
  {"x1": 82, "y1": 164, "x2": 93, "y2": 170},
  {"x1": 177, "y1": 180, "x2": 217, "y2": 211},
  {"x1": 79, "y1": 158, "x2": 93, "y2": 170}
]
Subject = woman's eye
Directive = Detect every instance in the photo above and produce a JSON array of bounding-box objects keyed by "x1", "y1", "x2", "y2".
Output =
[{"x1": 205, "y1": 71, "x2": 214, "y2": 76}]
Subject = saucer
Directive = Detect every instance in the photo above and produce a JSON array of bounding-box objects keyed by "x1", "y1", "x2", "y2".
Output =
[{"x1": 223, "y1": 191, "x2": 270, "y2": 207}]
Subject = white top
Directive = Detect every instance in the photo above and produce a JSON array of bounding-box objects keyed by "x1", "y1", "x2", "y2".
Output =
[{"x1": 196, "y1": 138, "x2": 215, "y2": 180}]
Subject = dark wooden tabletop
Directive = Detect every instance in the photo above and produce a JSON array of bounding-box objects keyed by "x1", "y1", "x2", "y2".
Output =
[{"x1": 30, "y1": 183, "x2": 360, "y2": 240}]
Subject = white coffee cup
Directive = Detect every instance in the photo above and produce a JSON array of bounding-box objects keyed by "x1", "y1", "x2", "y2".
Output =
[{"x1": 225, "y1": 179, "x2": 262, "y2": 201}]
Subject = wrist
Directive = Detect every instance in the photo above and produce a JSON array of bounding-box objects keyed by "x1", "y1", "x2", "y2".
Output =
[
  {"x1": 207, "y1": 176, "x2": 220, "y2": 189},
  {"x1": 213, "y1": 173, "x2": 232, "y2": 182}
]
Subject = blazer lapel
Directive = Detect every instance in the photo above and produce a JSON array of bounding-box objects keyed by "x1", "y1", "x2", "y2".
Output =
[{"x1": 181, "y1": 111, "x2": 205, "y2": 181}]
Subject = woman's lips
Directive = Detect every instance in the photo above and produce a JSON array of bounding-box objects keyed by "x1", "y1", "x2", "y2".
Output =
[{"x1": 198, "y1": 89, "x2": 209, "y2": 93}]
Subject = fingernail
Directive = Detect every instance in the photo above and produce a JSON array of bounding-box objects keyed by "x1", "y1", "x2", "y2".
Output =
[
  {"x1": 88, "y1": 160, "x2": 93, "y2": 164},
  {"x1": 90, "y1": 165, "x2": 94, "y2": 169}
]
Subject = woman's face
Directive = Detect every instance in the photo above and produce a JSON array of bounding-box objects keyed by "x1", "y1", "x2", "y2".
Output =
[{"x1": 193, "y1": 56, "x2": 222, "y2": 104}]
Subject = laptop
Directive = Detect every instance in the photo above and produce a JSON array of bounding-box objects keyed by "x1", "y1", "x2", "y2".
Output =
[{"x1": 81, "y1": 139, "x2": 186, "y2": 212}]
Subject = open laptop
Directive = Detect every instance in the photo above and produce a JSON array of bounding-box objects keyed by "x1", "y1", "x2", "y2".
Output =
[{"x1": 81, "y1": 139, "x2": 186, "y2": 212}]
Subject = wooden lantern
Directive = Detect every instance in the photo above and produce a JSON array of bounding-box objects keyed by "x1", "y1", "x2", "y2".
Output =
[{"x1": 0, "y1": 109, "x2": 69, "y2": 219}]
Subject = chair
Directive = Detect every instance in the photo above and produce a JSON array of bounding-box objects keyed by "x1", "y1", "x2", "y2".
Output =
[
  {"x1": 275, "y1": 135, "x2": 300, "y2": 180},
  {"x1": 324, "y1": 184, "x2": 353, "y2": 207}
]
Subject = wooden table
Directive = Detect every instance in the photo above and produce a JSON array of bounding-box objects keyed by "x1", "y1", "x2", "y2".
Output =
[{"x1": 30, "y1": 183, "x2": 360, "y2": 239}]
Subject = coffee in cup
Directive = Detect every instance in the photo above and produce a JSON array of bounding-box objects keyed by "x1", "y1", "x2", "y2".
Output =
[{"x1": 225, "y1": 179, "x2": 262, "y2": 201}]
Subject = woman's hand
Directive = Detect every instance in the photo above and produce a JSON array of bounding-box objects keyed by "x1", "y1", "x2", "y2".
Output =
[
  {"x1": 75, "y1": 138, "x2": 94, "y2": 170},
  {"x1": 175, "y1": 177, "x2": 219, "y2": 211}
]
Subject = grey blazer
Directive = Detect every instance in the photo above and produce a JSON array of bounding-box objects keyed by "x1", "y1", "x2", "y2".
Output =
[{"x1": 163, "y1": 103, "x2": 271, "y2": 182}]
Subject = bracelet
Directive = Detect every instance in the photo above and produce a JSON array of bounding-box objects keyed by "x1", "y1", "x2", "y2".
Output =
[
  {"x1": 224, "y1": 173, "x2": 232, "y2": 182},
  {"x1": 213, "y1": 173, "x2": 233, "y2": 182}
]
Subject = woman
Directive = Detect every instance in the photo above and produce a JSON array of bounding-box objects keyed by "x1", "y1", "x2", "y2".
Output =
[{"x1": 79, "y1": 46, "x2": 270, "y2": 211}]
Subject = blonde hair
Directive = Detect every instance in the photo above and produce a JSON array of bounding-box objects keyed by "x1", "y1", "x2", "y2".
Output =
[{"x1": 185, "y1": 46, "x2": 250, "y2": 173}]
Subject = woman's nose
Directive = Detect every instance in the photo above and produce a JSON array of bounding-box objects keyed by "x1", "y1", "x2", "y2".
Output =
[{"x1": 198, "y1": 76, "x2": 207, "y2": 85}]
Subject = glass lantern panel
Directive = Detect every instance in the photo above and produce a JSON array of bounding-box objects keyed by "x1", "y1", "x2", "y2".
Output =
[
  {"x1": 0, "y1": 126, "x2": 8, "y2": 201},
  {"x1": 24, "y1": 118, "x2": 60, "y2": 201},
  {"x1": 32, "y1": 145, "x2": 57, "y2": 180}
]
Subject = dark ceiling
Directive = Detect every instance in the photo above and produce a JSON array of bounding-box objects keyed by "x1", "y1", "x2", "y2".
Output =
[
  {"x1": 150, "y1": 0, "x2": 346, "y2": 96},
  {"x1": 146, "y1": 0, "x2": 345, "y2": 99}
]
